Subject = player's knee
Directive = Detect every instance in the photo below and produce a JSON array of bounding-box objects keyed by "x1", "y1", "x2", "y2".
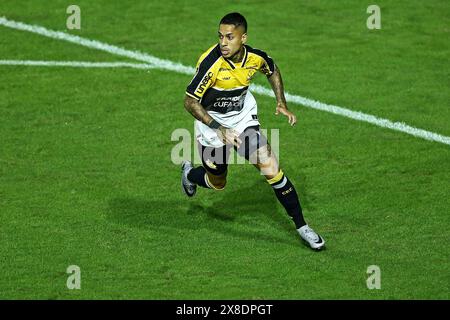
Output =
[{"x1": 255, "y1": 156, "x2": 279, "y2": 178}]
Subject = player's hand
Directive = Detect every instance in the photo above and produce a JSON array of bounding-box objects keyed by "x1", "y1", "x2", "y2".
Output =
[
  {"x1": 275, "y1": 103, "x2": 297, "y2": 126},
  {"x1": 216, "y1": 126, "x2": 242, "y2": 148}
]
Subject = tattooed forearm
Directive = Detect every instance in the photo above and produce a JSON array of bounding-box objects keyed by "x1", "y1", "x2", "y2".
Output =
[
  {"x1": 184, "y1": 95, "x2": 214, "y2": 126},
  {"x1": 268, "y1": 64, "x2": 287, "y2": 106}
]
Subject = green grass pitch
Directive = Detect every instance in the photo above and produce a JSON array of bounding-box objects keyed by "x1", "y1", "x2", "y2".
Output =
[{"x1": 0, "y1": 0, "x2": 448, "y2": 299}]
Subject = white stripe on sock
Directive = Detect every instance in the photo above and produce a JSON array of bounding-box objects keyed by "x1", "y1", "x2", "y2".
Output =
[{"x1": 272, "y1": 176, "x2": 287, "y2": 189}]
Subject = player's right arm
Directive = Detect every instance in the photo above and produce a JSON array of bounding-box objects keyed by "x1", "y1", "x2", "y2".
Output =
[
  {"x1": 183, "y1": 95, "x2": 214, "y2": 127},
  {"x1": 184, "y1": 46, "x2": 241, "y2": 147},
  {"x1": 184, "y1": 95, "x2": 241, "y2": 147},
  {"x1": 184, "y1": 46, "x2": 218, "y2": 127}
]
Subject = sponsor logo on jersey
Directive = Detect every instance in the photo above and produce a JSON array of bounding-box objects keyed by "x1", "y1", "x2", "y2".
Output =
[
  {"x1": 212, "y1": 93, "x2": 246, "y2": 109},
  {"x1": 196, "y1": 71, "x2": 214, "y2": 95}
]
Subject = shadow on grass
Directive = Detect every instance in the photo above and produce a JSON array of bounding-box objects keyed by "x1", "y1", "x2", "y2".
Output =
[{"x1": 106, "y1": 181, "x2": 303, "y2": 246}]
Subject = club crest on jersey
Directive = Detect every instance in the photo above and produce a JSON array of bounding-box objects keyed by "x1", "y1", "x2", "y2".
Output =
[{"x1": 247, "y1": 69, "x2": 257, "y2": 81}]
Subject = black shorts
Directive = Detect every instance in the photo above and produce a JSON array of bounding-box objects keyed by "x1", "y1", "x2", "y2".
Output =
[{"x1": 198, "y1": 125, "x2": 268, "y2": 176}]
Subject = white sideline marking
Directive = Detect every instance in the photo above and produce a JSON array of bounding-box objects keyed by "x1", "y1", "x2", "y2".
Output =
[
  {"x1": 250, "y1": 85, "x2": 450, "y2": 146},
  {"x1": 0, "y1": 59, "x2": 155, "y2": 69},
  {"x1": 1, "y1": 16, "x2": 449, "y2": 146},
  {"x1": 0, "y1": 17, "x2": 192, "y2": 75}
]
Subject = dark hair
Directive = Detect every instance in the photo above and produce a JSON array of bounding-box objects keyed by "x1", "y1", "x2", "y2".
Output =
[{"x1": 219, "y1": 12, "x2": 247, "y2": 33}]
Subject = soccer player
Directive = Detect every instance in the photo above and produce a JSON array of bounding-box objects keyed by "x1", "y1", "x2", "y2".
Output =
[{"x1": 181, "y1": 12, "x2": 325, "y2": 250}]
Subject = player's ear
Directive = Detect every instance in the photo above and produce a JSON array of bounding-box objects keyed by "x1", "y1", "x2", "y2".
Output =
[{"x1": 241, "y1": 33, "x2": 247, "y2": 44}]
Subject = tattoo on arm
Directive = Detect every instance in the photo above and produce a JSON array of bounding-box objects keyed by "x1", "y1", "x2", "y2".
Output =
[
  {"x1": 184, "y1": 95, "x2": 214, "y2": 126},
  {"x1": 268, "y1": 64, "x2": 287, "y2": 106}
]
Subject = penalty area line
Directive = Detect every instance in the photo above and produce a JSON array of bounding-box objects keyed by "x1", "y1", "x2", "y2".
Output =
[{"x1": 0, "y1": 16, "x2": 449, "y2": 147}]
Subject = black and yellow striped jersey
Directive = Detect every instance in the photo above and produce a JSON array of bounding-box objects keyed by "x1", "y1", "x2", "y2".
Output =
[{"x1": 186, "y1": 44, "x2": 275, "y2": 114}]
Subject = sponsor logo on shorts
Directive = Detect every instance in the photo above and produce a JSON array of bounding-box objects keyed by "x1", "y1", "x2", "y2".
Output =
[{"x1": 205, "y1": 159, "x2": 217, "y2": 169}]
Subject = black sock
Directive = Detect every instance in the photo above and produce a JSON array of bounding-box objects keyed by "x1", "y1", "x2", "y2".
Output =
[
  {"x1": 268, "y1": 170, "x2": 307, "y2": 229},
  {"x1": 187, "y1": 166, "x2": 211, "y2": 189}
]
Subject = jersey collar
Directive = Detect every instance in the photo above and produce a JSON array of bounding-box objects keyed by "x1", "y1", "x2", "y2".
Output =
[{"x1": 223, "y1": 46, "x2": 248, "y2": 69}]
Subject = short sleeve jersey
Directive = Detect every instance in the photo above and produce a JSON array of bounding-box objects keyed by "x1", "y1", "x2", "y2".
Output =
[{"x1": 185, "y1": 44, "x2": 275, "y2": 114}]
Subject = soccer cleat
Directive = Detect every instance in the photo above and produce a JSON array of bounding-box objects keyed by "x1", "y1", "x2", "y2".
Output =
[
  {"x1": 298, "y1": 225, "x2": 325, "y2": 250},
  {"x1": 181, "y1": 160, "x2": 197, "y2": 197}
]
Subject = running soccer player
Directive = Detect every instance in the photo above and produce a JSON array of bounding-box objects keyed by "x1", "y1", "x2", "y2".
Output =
[{"x1": 181, "y1": 12, "x2": 325, "y2": 250}]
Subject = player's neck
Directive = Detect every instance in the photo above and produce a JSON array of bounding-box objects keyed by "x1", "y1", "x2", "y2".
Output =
[{"x1": 229, "y1": 47, "x2": 245, "y2": 63}]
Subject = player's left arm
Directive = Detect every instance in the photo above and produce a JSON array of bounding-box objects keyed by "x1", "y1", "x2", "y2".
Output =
[{"x1": 267, "y1": 64, "x2": 297, "y2": 126}]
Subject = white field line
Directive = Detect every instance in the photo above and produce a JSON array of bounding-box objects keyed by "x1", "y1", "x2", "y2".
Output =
[
  {"x1": 1, "y1": 16, "x2": 449, "y2": 146},
  {"x1": 0, "y1": 17, "x2": 193, "y2": 75},
  {"x1": 250, "y1": 85, "x2": 450, "y2": 146},
  {"x1": 0, "y1": 59, "x2": 155, "y2": 69}
]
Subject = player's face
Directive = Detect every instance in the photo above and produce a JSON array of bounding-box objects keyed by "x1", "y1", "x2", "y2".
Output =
[{"x1": 218, "y1": 24, "x2": 247, "y2": 59}]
